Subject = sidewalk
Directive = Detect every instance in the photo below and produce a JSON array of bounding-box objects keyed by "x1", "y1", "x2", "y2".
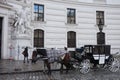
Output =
[{"x1": 0, "y1": 59, "x2": 61, "y2": 74}]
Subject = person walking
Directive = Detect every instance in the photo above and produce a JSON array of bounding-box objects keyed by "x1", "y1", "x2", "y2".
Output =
[{"x1": 22, "y1": 47, "x2": 29, "y2": 63}]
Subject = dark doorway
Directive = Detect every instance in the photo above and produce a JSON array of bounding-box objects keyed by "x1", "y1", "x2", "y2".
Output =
[{"x1": 0, "y1": 17, "x2": 3, "y2": 59}]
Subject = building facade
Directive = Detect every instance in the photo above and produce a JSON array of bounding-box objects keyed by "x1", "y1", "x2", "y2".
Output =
[{"x1": 0, "y1": 0, "x2": 120, "y2": 60}]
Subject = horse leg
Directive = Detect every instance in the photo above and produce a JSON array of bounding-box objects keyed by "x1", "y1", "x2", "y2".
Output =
[
  {"x1": 44, "y1": 60, "x2": 51, "y2": 75},
  {"x1": 60, "y1": 62, "x2": 63, "y2": 73},
  {"x1": 64, "y1": 61, "x2": 73, "y2": 73},
  {"x1": 65, "y1": 63, "x2": 70, "y2": 73},
  {"x1": 60, "y1": 62, "x2": 69, "y2": 73},
  {"x1": 47, "y1": 63, "x2": 51, "y2": 75},
  {"x1": 60, "y1": 60, "x2": 70, "y2": 73}
]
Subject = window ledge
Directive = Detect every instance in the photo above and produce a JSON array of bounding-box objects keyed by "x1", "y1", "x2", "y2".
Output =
[{"x1": 65, "y1": 23, "x2": 78, "y2": 26}]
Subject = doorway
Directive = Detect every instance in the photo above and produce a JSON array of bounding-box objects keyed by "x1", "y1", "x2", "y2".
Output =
[{"x1": 0, "y1": 17, "x2": 3, "y2": 59}]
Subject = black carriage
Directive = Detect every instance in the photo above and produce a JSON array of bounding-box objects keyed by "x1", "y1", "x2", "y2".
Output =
[
  {"x1": 84, "y1": 45, "x2": 110, "y2": 65},
  {"x1": 73, "y1": 45, "x2": 119, "y2": 74}
]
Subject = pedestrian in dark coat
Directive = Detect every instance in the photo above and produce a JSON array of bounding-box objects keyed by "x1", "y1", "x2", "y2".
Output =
[{"x1": 22, "y1": 47, "x2": 29, "y2": 63}]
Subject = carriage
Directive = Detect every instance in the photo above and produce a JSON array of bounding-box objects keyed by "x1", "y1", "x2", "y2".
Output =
[
  {"x1": 32, "y1": 45, "x2": 119, "y2": 74},
  {"x1": 72, "y1": 45, "x2": 120, "y2": 74}
]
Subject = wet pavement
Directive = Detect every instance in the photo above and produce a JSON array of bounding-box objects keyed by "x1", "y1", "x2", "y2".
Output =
[
  {"x1": 0, "y1": 59, "x2": 61, "y2": 74},
  {"x1": 0, "y1": 68, "x2": 120, "y2": 80},
  {"x1": 0, "y1": 59, "x2": 120, "y2": 80}
]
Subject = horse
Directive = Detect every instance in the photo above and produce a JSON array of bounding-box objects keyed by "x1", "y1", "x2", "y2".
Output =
[
  {"x1": 31, "y1": 48, "x2": 73, "y2": 74},
  {"x1": 59, "y1": 52, "x2": 74, "y2": 73}
]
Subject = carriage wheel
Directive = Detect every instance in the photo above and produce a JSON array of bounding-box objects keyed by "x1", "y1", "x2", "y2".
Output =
[
  {"x1": 79, "y1": 59, "x2": 90, "y2": 74},
  {"x1": 109, "y1": 58, "x2": 119, "y2": 72}
]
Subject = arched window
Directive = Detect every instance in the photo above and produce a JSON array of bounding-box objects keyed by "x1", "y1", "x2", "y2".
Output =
[
  {"x1": 34, "y1": 29, "x2": 44, "y2": 48},
  {"x1": 67, "y1": 31, "x2": 76, "y2": 48}
]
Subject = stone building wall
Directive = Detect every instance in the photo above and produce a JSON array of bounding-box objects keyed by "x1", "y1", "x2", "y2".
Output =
[{"x1": 0, "y1": 0, "x2": 120, "y2": 60}]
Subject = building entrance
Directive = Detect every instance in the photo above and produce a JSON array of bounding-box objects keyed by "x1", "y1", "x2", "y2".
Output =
[{"x1": 0, "y1": 17, "x2": 3, "y2": 59}]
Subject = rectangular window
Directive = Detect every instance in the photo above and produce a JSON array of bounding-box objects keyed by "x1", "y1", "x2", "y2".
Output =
[
  {"x1": 96, "y1": 11, "x2": 104, "y2": 25},
  {"x1": 67, "y1": 8, "x2": 76, "y2": 24},
  {"x1": 34, "y1": 4, "x2": 44, "y2": 21}
]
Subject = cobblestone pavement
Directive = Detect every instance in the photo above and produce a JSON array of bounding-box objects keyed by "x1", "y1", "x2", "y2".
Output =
[
  {"x1": 0, "y1": 69, "x2": 120, "y2": 80},
  {"x1": 0, "y1": 60, "x2": 120, "y2": 80}
]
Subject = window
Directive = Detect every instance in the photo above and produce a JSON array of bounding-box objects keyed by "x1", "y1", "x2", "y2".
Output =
[
  {"x1": 34, "y1": 4, "x2": 44, "y2": 21},
  {"x1": 67, "y1": 8, "x2": 76, "y2": 24},
  {"x1": 96, "y1": 11, "x2": 104, "y2": 25},
  {"x1": 34, "y1": 29, "x2": 44, "y2": 47},
  {"x1": 67, "y1": 31, "x2": 76, "y2": 48}
]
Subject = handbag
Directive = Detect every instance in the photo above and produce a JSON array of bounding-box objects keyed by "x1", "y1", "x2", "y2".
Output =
[{"x1": 22, "y1": 51, "x2": 25, "y2": 55}]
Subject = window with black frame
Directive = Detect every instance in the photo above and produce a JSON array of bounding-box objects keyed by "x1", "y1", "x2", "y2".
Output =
[
  {"x1": 34, "y1": 4, "x2": 44, "y2": 21},
  {"x1": 67, "y1": 8, "x2": 76, "y2": 24},
  {"x1": 34, "y1": 29, "x2": 44, "y2": 48},
  {"x1": 96, "y1": 11, "x2": 104, "y2": 25},
  {"x1": 67, "y1": 31, "x2": 76, "y2": 48}
]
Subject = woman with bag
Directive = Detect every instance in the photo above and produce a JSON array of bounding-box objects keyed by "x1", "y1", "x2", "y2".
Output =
[{"x1": 22, "y1": 47, "x2": 29, "y2": 63}]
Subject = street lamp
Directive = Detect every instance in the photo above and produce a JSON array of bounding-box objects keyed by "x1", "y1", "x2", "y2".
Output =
[
  {"x1": 97, "y1": 19, "x2": 105, "y2": 45},
  {"x1": 97, "y1": 19, "x2": 104, "y2": 32}
]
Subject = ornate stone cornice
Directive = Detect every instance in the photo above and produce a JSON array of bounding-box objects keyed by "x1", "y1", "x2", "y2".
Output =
[
  {"x1": 7, "y1": 0, "x2": 30, "y2": 7},
  {"x1": 0, "y1": 2, "x2": 12, "y2": 10}
]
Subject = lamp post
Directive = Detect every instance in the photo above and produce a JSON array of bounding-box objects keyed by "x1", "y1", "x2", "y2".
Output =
[
  {"x1": 97, "y1": 19, "x2": 104, "y2": 32},
  {"x1": 14, "y1": 43, "x2": 21, "y2": 71},
  {"x1": 97, "y1": 19, "x2": 105, "y2": 45}
]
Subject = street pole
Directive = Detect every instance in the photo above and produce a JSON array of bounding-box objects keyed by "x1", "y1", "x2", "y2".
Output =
[{"x1": 14, "y1": 42, "x2": 21, "y2": 71}]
